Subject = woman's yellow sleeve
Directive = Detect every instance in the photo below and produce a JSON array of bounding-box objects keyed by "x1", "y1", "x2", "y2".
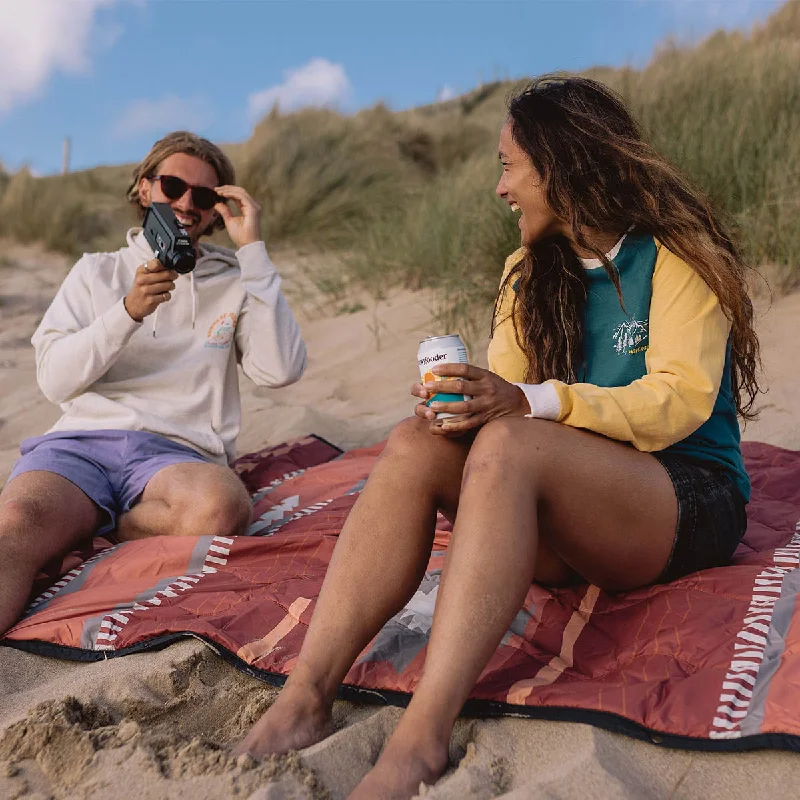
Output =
[{"x1": 487, "y1": 247, "x2": 529, "y2": 383}]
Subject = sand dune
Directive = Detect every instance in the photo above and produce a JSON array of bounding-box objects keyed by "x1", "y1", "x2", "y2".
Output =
[{"x1": 0, "y1": 240, "x2": 798, "y2": 799}]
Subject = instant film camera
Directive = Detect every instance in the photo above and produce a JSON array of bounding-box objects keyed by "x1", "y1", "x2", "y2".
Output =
[{"x1": 142, "y1": 202, "x2": 196, "y2": 274}]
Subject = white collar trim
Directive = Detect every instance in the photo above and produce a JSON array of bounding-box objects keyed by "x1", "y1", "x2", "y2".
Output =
[{"x1": 578, "y1": 233, "x2": 627, "y2": 270}]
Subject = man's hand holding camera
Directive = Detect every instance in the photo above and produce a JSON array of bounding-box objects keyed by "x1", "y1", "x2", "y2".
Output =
[
  {"x1": 124, "y1": 259, "x2": 178, "y2": 322},
  {"x1": 127, "y1": 179, "x2": 263, "y2": 322},
  {"x1": 214, "y1": 185, "x2": 262, "y2": 250}
]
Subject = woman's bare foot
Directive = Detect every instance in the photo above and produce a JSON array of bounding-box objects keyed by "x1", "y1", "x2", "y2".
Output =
[
  {"x1": 232, "y1": 683, "x2": 334, "y2": 758},
  {"x1": 347, "y1": 723, "x2": 449, "y2": 800}
]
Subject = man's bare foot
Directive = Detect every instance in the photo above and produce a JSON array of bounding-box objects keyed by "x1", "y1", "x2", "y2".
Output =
[
  {"x1": 347, "y1": 726, "x2": 449, "y2": 800},
  {"x1": 232, "y1": 684, "x2": 333, "y2": 758}
]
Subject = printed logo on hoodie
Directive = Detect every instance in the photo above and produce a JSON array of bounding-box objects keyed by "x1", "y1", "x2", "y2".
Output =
[
  {"x1": 205, "y1": 312, "x2": 238, "y2": 349},
  {"x1": 612, "y1": 319, "x2": 649, "y2": 355}
]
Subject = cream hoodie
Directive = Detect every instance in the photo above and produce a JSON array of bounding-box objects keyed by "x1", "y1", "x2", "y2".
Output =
[{"x1": 32, "y1": 229, "x2": 307, "y2": 464}]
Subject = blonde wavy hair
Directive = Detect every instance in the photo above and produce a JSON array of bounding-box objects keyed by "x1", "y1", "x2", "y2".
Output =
[{"x1": 126, "y1": 131, "x2": 236, "y2": 234}]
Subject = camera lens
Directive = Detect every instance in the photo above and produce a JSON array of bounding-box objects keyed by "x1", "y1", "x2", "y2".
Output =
[{"x1": 172, "y1": 251, "x2": 196, "y2": 274}]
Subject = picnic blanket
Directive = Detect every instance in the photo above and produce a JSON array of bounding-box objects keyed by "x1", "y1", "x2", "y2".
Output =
[{"x1": 4, "y1": 435, "x2": 800, "y2": 752}]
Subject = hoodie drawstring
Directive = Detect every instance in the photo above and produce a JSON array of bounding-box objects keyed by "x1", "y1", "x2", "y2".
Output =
[
  {"x1": 190, "y1": 271, "x2": 197, "y2": 330},
  {"x1": 152, "y1": 272, "x2": 197, "y2": 337}
]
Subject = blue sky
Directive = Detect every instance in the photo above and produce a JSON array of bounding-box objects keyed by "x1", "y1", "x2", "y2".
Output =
[{"x1": 0, "y1": 0, "x2": 783, "y2": 175}]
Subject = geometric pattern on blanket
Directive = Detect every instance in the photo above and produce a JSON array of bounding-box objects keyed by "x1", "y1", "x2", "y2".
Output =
[{"x1": 3, "y1": 436, "x2": 800, "y2": 752}]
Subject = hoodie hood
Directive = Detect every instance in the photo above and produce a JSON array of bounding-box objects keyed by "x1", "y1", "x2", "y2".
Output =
[{"x1": 126, "y1": 228, "x2": 239, "y2": 276}]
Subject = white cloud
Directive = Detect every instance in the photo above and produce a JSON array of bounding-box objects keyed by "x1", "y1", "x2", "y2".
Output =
[
  {"x1": 248, "y1": 58, "x2": 352, "y2": 119},
  {"x1": 436, "y1": 85, "x2": 457, "y2": 103},
  {"x1": 112, "y1": 95, "x2": 214, "y2": 138},
  {"x1": 0, "y1": 0, "x2": 118, "y2": 115}
]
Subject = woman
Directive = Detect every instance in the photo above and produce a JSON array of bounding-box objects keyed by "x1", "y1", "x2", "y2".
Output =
[{"x1": 235, "y1": 76, "x2": 761, "y2": 799}]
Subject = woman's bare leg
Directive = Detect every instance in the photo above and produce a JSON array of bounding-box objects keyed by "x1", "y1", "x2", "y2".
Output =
[
  {"x1": 234, "y1": 417, "x2": 477, "y2": 757},
  {"x1": 349, "y1": 417, "x2": 677, "y2": 800}
]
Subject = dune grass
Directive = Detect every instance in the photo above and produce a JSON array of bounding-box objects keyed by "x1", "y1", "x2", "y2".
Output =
[
  {"x1": 336, "y1": 154, "x2": 519, "y2": 347},
  {"x1": 0, "y1": 0, "x2": 798, "y2": 328},
  {"x1": 0, "y1": 166, "x2": 134, "y2": 255},
  {"x1": 618, "y1": 27, "x2": 800, "y2": 289}
]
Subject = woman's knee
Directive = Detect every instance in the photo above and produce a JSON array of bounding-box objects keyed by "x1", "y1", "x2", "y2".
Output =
[
  {"x1": 467, "y1": 418, "x2": 522, "y2": 468},
  {"x1": 380, "y1": 416, "x2": 455, "y2": 477},
  {"x1": 373, "y1": 416, "x2": 469, "y2": 510},
  {"x1": 465, "y1": 417, "x2": 553, "y2": 480},
  {"x1": 383, "y1": 416, "x2": 435, "y2": 461}
]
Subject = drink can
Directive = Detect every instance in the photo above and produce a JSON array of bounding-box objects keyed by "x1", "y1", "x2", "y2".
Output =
[{"x1": 417, "y1": 334, "x2": 471, "y2": 420}]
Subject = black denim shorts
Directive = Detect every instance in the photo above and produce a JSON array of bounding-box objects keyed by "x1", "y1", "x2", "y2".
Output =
[{"x1": 652, "y1": 453, "x2": 748, "y2": 583}]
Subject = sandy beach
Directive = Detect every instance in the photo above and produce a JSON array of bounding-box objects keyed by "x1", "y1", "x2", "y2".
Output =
[{"x1": 1, "y1": 240, "x2": 799, "y2": 799}]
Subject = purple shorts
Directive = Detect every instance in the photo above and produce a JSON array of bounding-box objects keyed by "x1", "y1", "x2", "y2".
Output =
[{"x1": 7, "y1": 430, "x2": 209, "y2": 536}]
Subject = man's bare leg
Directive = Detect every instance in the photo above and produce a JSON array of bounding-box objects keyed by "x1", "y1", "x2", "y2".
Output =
[
  {"x1": 0, "y1": 472, "x2": 102, "y2": 634},
  {"x1": 116, "y1": 462, "x2": 252, "y2": 540}
]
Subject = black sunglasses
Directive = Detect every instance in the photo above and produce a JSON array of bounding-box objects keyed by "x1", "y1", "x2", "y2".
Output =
[{"x1": 150, "y1": 175, "x2": 222, "y2": 211}]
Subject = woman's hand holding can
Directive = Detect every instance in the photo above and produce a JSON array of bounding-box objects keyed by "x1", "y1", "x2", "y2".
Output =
[{"x1": 412, "y1": 363, "x2": 531, "y2": 436}]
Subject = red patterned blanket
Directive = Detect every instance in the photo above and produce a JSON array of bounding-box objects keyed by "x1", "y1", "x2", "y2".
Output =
[{"x1": 4, "y1": 436, "x2": 800, "y2": 751}]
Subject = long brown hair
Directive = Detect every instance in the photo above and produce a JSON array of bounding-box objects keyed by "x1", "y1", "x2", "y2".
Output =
[{"x1": 495, "y1": 76, "x2": 761, "y2": 418}]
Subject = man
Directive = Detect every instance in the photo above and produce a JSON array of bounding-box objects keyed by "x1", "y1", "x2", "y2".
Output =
[{"x1": 0, "y1": 131, "x2": 307, "y2": 634}]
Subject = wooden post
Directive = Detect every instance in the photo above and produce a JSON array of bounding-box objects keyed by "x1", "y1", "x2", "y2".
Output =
[{"x1": 62, "y1": 137, "x2": 71, "y2": 175}]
